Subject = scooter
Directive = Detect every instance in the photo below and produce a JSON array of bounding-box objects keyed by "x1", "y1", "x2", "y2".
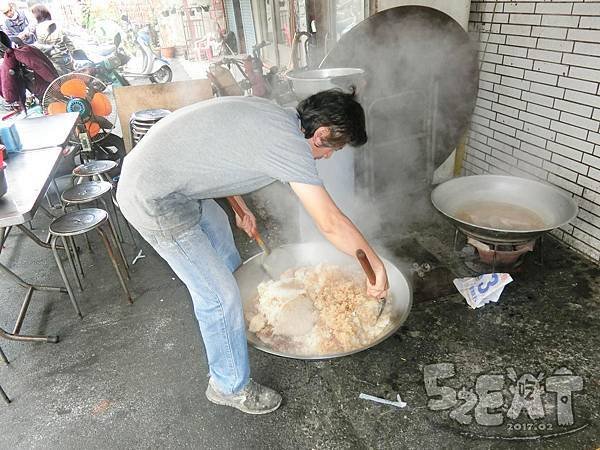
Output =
[
  {"x1": 72, "y1": 34, "x2": 131, "y2": 87},
  {"x1": 119, "y1": 28, "x2": 172, "y2": 84}
]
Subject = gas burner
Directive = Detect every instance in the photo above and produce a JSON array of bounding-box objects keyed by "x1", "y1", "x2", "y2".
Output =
[
  {"x1": 453, "y1": 230, "x2": 540, "y2": 273},
  {"x1": 467, "y1": 237, "x2": 535, "y2": 268}
]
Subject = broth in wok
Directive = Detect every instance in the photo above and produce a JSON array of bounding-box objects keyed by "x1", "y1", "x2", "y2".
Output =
[{"x1": 456, "y1": 201, "x2": 546, "y2": 231}]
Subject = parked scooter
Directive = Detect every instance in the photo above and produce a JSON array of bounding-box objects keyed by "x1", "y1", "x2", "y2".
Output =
[
  {"x1": 72, "y1": 34, "x2": 131, "y2": 87},
  {"x1": 119, "y1": 28, "x2": 172, "y2": 84}
]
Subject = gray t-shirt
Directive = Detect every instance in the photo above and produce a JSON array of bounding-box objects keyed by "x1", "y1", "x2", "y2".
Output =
[{"x1": 116, "y1": 96, "x2": 322, "y2": 231}]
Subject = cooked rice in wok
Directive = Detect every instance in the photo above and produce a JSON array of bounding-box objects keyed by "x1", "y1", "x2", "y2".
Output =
[{"x1": 245, "y1": 264, "x2": 392, "y2": 355}]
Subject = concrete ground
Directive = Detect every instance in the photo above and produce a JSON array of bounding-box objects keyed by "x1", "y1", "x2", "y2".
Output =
[{"x1": 0, "y1": 191, "x2": 598, "y2": 449}]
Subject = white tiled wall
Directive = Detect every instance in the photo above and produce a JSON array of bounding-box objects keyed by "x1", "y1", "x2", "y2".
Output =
[{"x1": 466, "y1": 1, "x2": 600, "y2": 263}]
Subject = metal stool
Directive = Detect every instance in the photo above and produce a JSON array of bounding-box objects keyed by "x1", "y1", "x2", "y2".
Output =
[
  {"x1": 49, "y1": 208, "x2": 133, "y2": 309},
  {"x1": 72, "y1": 160, "x2": 136, "y2": 246},
  {"x1": 60, "y1": 181, "x2": 129, "y2": 277},
  {"x1": 72, "y1": 160, "x2": 117, "y2": 183}
]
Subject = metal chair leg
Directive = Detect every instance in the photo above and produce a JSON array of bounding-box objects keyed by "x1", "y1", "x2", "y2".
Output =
[
  {"x1": 109, "y1": 195, "x2": 124, "y2": 243},
  {"x1": 83, "y1": 230, "x2": 93, "y2": 253},
  {"x1": 126, "y1": 221, "x2": 137, "y2": 245},
  {"x1": 50, "y1": 236, "x2": 83, "y2": 318},
  {"x1": 68, "y1": 236, "x2": 85, "y2": 278},
  {"x1": 0, "y1": 383, "x2": 10, "y2": 404},
  {"x1": 99, "y1": 198, "x2": 129, "y2": 273},
  {"x1": 97, "y1": 226, "x2": 133, "y2": 304},
  {"x1": 60, "y1": 236, "x2": 83, "y2": 292},
  {"x1": 0, "y1": 345, "x2": 8, "y2": 364}
]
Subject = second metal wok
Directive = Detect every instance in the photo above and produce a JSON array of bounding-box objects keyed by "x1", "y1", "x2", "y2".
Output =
[
  {"x1": 431, "y1": 175, "x2": 579, "y2": 243},
  {"x1": 234, "y1": 242, "x2": 412, "y2": 360}
]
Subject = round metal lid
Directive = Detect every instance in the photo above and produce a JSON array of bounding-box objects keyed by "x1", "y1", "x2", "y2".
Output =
[
  {"x1": 321, "y1": 6, "x2": 479, "y2": 168},
  {"x1": 50, "y1": 208, "x2": 108, "y2": 236},
  {"x1": 73, "y1": 160, "x2": 118, "y2": 177},
  {"x1": 130, "y1": 108, "x2": 171, "y2": 123},
  {"x1": 61, "y1": 181, "x2": 112, "y2": 203}
]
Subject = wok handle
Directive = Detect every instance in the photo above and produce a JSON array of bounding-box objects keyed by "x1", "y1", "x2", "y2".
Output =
[
  {"x1": 227, "y1": 196, "x2": 270, "y2": 255},
  {"x1": 356, "y1": 249, "x2": 376, "y2": 285}
]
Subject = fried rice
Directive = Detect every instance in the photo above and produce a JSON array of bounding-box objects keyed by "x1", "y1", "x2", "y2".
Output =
[{"x1": 245, "y1": 263, "x2": 392, "y2": 355}]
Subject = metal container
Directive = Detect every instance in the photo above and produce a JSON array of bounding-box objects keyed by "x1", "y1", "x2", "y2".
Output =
[
  {"x1": 234, "y1": 242, "x2": 412, "y2": 360},
  {"x1": 431, "y1": 175, "x2": 579, "y2": 244},
  {"x1": 286, "y1": 68, "x2": 365, "y2": 99}
]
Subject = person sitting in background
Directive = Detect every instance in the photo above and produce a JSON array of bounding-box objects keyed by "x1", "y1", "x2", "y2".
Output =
[
  {"x1": 30, "y1": 3, "x2": 74, "y2": 75},
  {"x1": 0, "y1": 1, "x2": 35, "y2": 44},
  {"x1": 31, "y1": 4, "x2": 74, "y2": 53}
]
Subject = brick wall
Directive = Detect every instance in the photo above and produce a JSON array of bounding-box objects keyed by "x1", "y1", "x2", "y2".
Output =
[{"x1": 466, "y1": 1, "x2": 600, "y2": 263}]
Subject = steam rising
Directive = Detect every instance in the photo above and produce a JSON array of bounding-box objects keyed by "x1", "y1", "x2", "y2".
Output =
[{"x1": 247, "y1": 6, "x2": 479, "y2": 259}]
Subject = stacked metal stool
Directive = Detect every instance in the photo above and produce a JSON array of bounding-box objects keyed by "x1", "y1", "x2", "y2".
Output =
[{"x1": 130, "y1": 108, "x2": 171, "y2": 146}]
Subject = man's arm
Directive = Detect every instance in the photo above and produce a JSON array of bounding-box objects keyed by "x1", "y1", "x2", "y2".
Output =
[{"x1": 290, "y1": 182, "x2": 389, "y2": 298}]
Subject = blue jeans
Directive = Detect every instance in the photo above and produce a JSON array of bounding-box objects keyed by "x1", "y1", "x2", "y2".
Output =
[{"x1": 137, "y1": 200, "x2": 249, "y2": 395}]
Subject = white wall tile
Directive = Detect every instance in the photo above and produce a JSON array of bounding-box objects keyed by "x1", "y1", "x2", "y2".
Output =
[
  {"x1": 532, "y1": 60, "x2": 569, "y2": 75},
  {"x1": 532, "y1": 26, "x2": 568, "y2": 39},
  {"x1": 541, "y1": 15, "x2": 580, "y2": 28},
  {"x1": 527, "y1": 102, "x2": 561, "y2": 120},
  {"x1": 537, "y1": 38, "x2": 574, "y2": 52},
  {"x1": 560, "y1": 111, "x2": 599, "y2": 131},
  {"x1": 535, "y1": 3, "x2": 573, "y2": 15},
  {"x1": 525, "y1": 70, "x2": 558, "y2": 85},
  {"x1": 572, "y1": 3, "x2": 600, "y2": 15},
  {"x1": 557, "y1": 76, "x2": 598, "y2": 94}
]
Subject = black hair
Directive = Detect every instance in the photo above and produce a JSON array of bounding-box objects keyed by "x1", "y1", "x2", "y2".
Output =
[
  {"x1": 296, "y1": 89, "x2": 367, "y2": 147},
  {"x1": 31, "y1": 4, "x2": 51, "y2": 22}
]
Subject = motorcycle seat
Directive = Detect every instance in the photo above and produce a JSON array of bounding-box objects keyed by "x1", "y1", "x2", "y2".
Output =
[{"x1": 96, "y1": 44, "x2": 116, "y2": 56}]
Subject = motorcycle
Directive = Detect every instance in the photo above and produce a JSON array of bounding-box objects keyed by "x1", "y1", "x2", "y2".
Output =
[
  {"x1": 72, "y1": 34, "x2": 131, "y2": 87},
  {"x1": 119, "y1": 28, "x2": 172, "y2": 84}
]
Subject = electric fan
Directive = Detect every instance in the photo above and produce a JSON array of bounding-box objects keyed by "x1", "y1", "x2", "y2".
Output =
[{"x1": 41, "y1": 73, "x2": 117, "y2": 142}]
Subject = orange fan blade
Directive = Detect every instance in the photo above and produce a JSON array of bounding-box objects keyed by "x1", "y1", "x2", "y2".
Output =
[
  {"x1": 48, "y1": 101, "x2": 67, "y2": 115},
  {"x1": 60, "y1": 78, "x2": 87, "y2": 98},
  {"x1": 85, "y1": 121, "x2": 100, "y2": 138},
  {"x1": 90, "y1": 92, "x2": 112, "y2": 117}
]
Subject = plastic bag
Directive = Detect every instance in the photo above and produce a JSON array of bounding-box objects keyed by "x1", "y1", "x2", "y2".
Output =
[{"x1": 453, "y1": 273, "x2": 513, "y2": 309}]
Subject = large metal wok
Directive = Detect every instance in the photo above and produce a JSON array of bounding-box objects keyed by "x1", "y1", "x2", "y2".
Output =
[
  {"x1": 234, "y1": 242, "x2": 412, "y2": 360},
  {"x1": 431, "y1": 175, "x2": 579, "y2": 244},
  {"x1": 286, "y1": 68, "x2": 365, "y2": 100}
]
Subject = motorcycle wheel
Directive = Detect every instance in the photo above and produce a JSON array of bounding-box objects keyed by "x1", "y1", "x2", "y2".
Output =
[
  {"x1": 91, "y1": 133, "x2": 126, "y2": 178},
  {"x1": 150, "y1": 66, "x2": 173, "y2": 84}
]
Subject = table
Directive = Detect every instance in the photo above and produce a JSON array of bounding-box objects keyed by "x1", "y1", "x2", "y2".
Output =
[
  {"x1": 0, "y1": 113, "x2": 80, "y2": 344},
  {"x1": 13, "y1": 112, "x2": 79, "y2": 151}
]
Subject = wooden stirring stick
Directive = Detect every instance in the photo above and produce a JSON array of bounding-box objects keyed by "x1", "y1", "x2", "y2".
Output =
[{"x1": 227, "y1": 196, "x2": 270, "y2": 255}]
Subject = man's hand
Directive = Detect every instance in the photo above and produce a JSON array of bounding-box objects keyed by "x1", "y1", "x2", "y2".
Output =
[
  {"x1": 229, "y1": 196, "x2": 257, "y2": 238},
  {"x1": 235, "y1": 208, "x2": 257, "y2": 238},
  {"x1": 366, "y1": 264, "x2": 389, "y2": 299}
]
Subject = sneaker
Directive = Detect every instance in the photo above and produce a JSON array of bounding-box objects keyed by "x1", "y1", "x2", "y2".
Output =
[{"x1": 205, "y1": 378, "x2": 282, "y2": 415}]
